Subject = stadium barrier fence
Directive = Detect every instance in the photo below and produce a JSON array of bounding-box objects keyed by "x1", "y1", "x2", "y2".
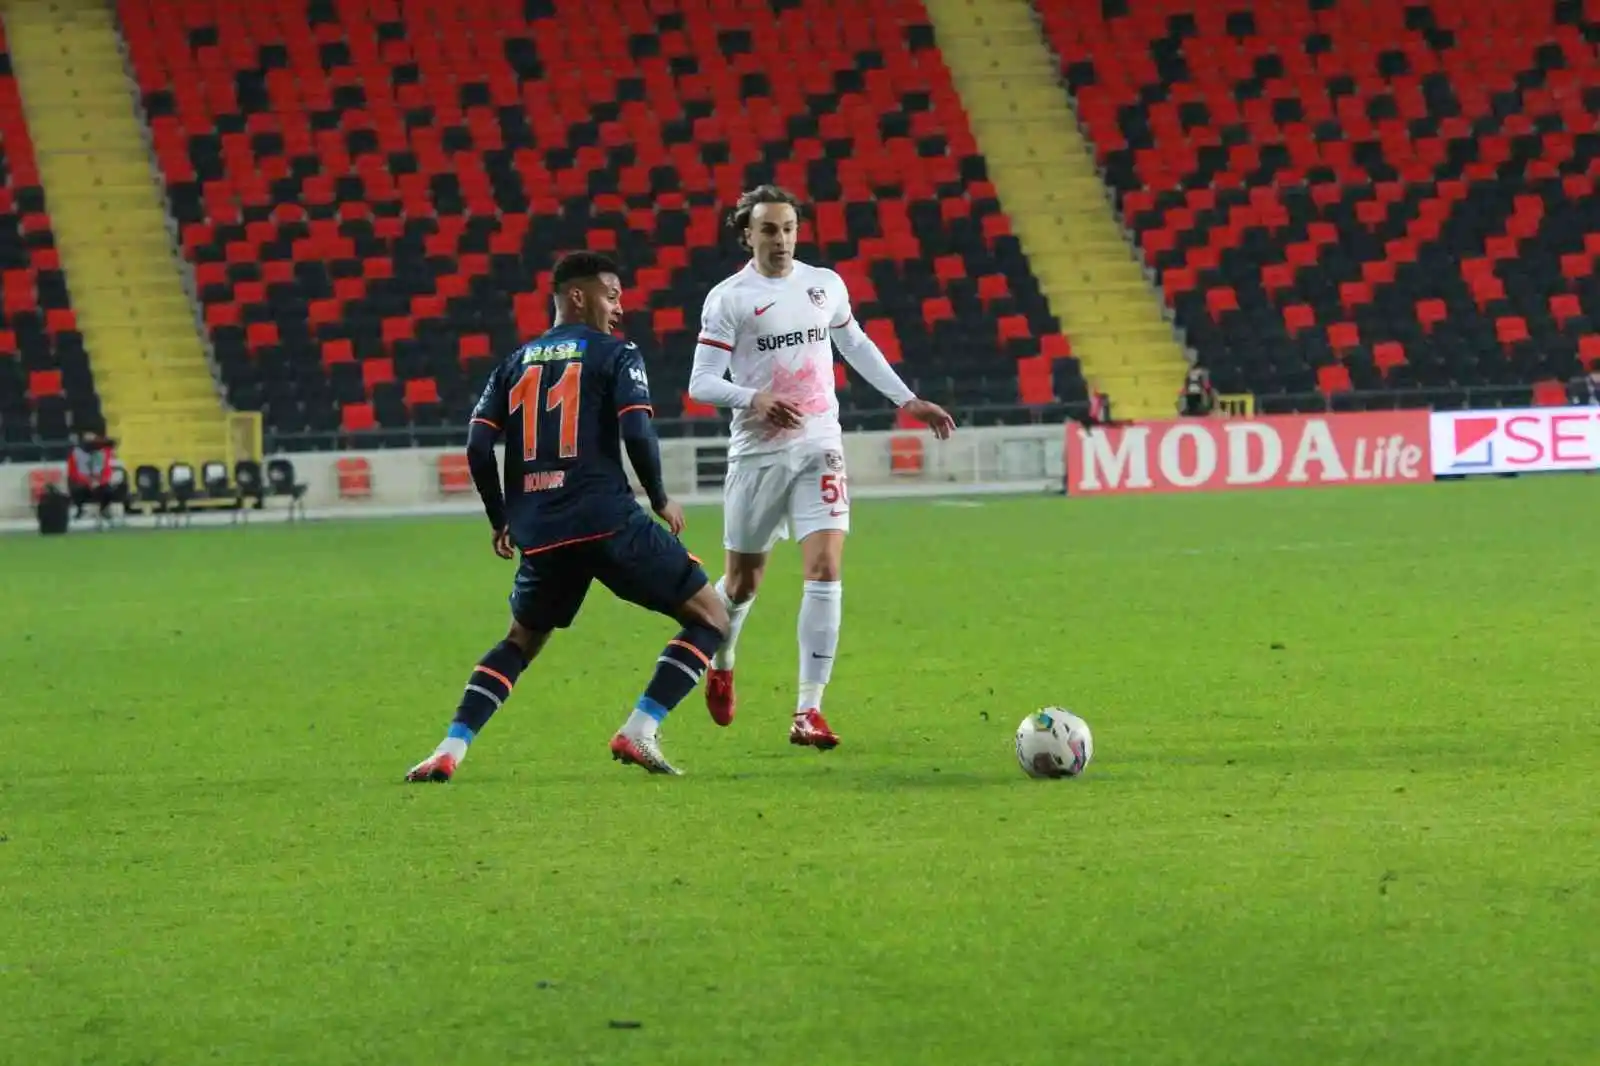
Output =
[
  {"x1": 0, "y1": 424, "x2": 1070, "y2": 526},
  {"x1": 8, "y1": 406, "x2": 1595, "y2": 528}
]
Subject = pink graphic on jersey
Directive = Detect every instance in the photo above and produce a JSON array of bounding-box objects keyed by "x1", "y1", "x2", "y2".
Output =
[{"x1": 770, "y1": 360, "x2": 834, "y2": 415}]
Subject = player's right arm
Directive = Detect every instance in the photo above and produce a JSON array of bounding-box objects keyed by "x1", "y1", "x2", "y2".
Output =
[
  {"x1": 466, "y1": 365, "x2": 510, "y2": 538},
  {"x1": 687, "y1": 287, "x2": 802, "y2": 428}
]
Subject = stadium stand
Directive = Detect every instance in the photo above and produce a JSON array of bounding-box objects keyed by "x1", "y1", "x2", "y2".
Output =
[
  {"x1": 0, "y1": 17, "x2": 100, "y2": 464},
  {"x1": 116, "y1": 0, "x2": 1085, "y2": 451},
  {"x1": 1039, "y1": 0, "x2": 1600, "y2": 413}
]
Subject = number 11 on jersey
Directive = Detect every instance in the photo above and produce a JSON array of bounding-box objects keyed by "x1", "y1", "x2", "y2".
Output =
[{"x1": 509, "y1": 363, "x2": 581, "y2": 461}]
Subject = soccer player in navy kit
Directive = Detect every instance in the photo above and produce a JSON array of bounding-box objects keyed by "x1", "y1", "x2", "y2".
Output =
[{"x1": 405, "y1": 252, "x2": 727, "y2": 780}]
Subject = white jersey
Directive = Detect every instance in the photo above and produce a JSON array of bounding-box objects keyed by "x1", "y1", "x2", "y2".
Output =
[{"x1": 696, "y1": 260, "x2": 852, "y2": 459}]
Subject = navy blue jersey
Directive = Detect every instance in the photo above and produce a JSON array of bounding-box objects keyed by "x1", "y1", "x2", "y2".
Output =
[{"x1": 470, "y1": 325, "x2": 654, "y2": 552}]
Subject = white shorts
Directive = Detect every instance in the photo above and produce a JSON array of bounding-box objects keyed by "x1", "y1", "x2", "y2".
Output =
[{"x1": 722, "y1": 444, "x2": 850, "y2": 553}]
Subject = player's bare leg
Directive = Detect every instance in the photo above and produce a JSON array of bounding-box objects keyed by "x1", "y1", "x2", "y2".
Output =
[
  {"x1": 611, "y1": 583, "x2": 730, "y2": 775},
  {"x1": 704, "y1": 550, "x2": 766, "y2": 726},
  {"x1": 791, "y1": 530, "x2": 843, "y2": 749},
  {"x1": 406, "y1": 620, "x2": 549, "y2": 782}
]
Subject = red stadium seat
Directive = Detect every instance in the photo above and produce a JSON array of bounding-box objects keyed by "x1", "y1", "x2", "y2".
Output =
[
  {"x1": 1531, "y1": 380, "x2": 1568, "y2": 406},
  {"x1": 1317, "y1": 364, "x2": 1353, "y2": 395},
  {"x1": 341, "y1": 403, "x2": 376, "y2": 434},
  {"x1": 403, "y1": 377, "x2": 440, "y2": 407}
]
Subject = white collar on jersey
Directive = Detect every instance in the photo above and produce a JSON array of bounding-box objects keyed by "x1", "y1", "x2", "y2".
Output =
[{"x1": 743, "y1": 258, "x2": 803, "y2": 284}]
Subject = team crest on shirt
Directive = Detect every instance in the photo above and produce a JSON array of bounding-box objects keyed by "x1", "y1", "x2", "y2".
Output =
[
  {"x1": 807, "y1": 287, "x2": 827, "y2": 307},
  {"x1": 824, "y1": 450, "x2": 844, "y2": 472}
]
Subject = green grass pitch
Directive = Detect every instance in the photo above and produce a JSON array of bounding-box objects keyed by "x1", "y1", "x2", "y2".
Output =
[{"x1": 2, "y1": 477, "x2": 1596, "y2": 1066}]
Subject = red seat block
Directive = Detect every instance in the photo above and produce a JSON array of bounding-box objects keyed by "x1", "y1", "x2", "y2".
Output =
[
  {"x1": 1495, "y1": 317, "x2": 1530, "y2": 345},
  {"x1": 205, "y1": 302, "x2": 240, "y2": 327},
  {"x1": 996, "y1": 315, "x2": 1030, "y2": 344},
  {"x1": 1417, "y1": 299, "x2": 1447, "y2": 331},
  {"x1": 1549, "y1": 294, "x2": 1581, "y2": 328},
  {"x1": 1339, "y1": 282, "x2": 1372, "y2": 310},
  {"x1": 653, "y1": 307, "x2": 685, "y2": 335},
  {"x1": 864, "y1": 318, "x2": 901, "y2": 362},
  {"x1": 1373, "y1": 341, "x2": 1407, "y2": 372},
  {"x1": 321, "y1": 338, "x2": 354, "y2": 366},
  {"x1": 246, "y1": 322, "x2": 279, "y2": 350},
  {"x1": 1206, "y1": 287, "x2": 1238, "y2": 318},
  {"x1": 363, "y1": 358, "x2": 395, "y2": 389},
  {"x1": 680, "y1": 392, "x2": 715, "y2": 418},
  {"x1": 976, "y1": 274, "x2": 1009, "y2": 305},
  {"x1": 1015, "y1": 354, "x2": 1052, "y2": 405},
  {"x1": 1532, "y1": 380, "x2": 1568, "y2": 406},
  {"x1": 28, "y1": 368, "x2": 62, "y2": 398},
  {"x1": 1578, "y1": 334, "x2": 1600, "y2": 366},
  {"x1": 922, "y1": 297, "x2": 954, "y2": 325},
  {"x1": 341, "y1": 404, "x2": 376, "y2": 433},
  {"x1": 404, "y1": 377, "x2": 440, "y2": 406},
  {"x1": 1559, "y1": 253, "x2": 1591, "y2": 280},
  {"x1": 1040, "y1": 334, "x2": 1072, "y2": 360},
  {"x1": 1317, "y1": 364, "x2": 1353, "y2": 394},
  {"x1": 1283, "y1": 304, "x2": 1316, "y2": 334}
]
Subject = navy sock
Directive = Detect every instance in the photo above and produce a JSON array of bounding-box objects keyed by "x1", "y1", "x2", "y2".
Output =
[
  {"x1": 451, "y1": 640, "x2": 531, "y2": 741},
  {"x1": 637, "y1": 623, "x2": 725, "y2": 719}
]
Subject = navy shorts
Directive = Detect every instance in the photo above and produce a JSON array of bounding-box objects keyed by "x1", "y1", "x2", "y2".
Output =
[{"x1": 509, "y1": 511, "x2": 709, "y2": 631}]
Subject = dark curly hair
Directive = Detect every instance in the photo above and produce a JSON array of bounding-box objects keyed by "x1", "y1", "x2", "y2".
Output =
[
  {"x1": 551, "y1": 250, "x2": 621, "y2": 291},
  {"x1": 726, "y1": 185, "x2": 804, "y2": 250}
]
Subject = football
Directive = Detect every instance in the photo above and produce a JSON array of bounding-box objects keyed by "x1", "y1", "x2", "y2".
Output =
[{"x1": 1015, "y1": 707, "x2": 1094, "y2": 779}]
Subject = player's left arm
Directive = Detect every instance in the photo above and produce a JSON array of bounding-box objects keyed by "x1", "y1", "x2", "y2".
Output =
[
  {"x1": 613, "y1": 342, "x2": 681, "y2": 531},
  {"x1": 826, "y1": 274, "x2": 957, "y2": 439},
  {"x1": 467, "y1": 367, "x2": 509, "y2": 536}
]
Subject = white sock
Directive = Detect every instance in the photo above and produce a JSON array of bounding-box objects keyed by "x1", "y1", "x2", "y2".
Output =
[
  {"x1": 435, "y1": 736, "x2": 469, "y2": 763},
  {"x1": 712, "y1": 575, "x2": 755, "y2": 671},
  {"x1": 623, "y1": 708, "x2": 660, "y2": 740},
  {"x1": 797, "y1": 580, "x2": 842, "y2": 713}
]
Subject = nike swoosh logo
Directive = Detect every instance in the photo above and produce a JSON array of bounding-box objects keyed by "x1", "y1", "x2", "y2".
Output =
[
  {"x1": 828, "y1": 509, "x2": 847, "y2": 517},
  {"x1": 810, "y1": 653, "x2": 832, "y2": 660},
  {"x1": 754, "y1": 303, "x2": 775, "y2": 315}
]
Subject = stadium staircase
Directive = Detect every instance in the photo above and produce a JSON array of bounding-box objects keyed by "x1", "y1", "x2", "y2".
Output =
[
  {"x1": 4, "y1": 0, "x2": 225, "y2": 469},
  {"x1": 921, "y1": 0, "x2": 1188, "y2": 419},
  {"x1": 1039, "y1": 0, "x2": 1600, "y2": 413}
]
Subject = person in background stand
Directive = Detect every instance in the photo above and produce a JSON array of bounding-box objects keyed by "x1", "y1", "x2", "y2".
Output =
[
  {"x1": 1177, "y1": 364, "x2": 1215, "y2": 417},
  {"x1": 1568, "y1": 361, "x2": 1600, "y2": 405},
  {"x1": 66, "y1": 431, "x2": 117, "y2": 524},
  {"x1": 1071, "y1": 378, "x2": 1115, "y2": 429},
  {"x1": 1087, "y1": 384, "x2": 1113, "y2": 425}
]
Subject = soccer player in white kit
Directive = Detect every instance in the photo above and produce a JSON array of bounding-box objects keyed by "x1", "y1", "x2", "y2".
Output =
[{"x1": 687, "y1": 185, "x2": 956, "y2": 749}]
